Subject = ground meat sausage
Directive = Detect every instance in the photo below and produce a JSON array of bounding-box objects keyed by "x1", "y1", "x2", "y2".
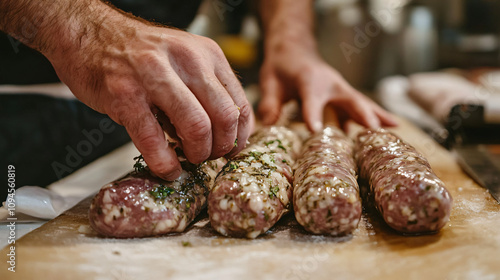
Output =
[
  {"x1": 354, "y1": 128, "x2": 452, "y2": 233},
  {"x1": 208, "y1": 126, "x2": 301, "y2": 239},
  {"x1": 293, "y1": 126, "x2": 362, "y2": 235},
  {"x1": 89, "y1": 158, "x2": 226, "y2": 238}
]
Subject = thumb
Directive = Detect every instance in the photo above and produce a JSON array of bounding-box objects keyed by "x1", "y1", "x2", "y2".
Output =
[{"x1": 258, "y1": 74, "x2": 284, "y2": 125}]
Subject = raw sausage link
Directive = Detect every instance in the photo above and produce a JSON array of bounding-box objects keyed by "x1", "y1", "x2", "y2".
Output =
[
  {"x1": 208, "y1": 126, "x2": 301, "y2": 238},
  {"x1": 293, "y1": 126, "x2": 362, "y2": 235},
  {"x1": 354, "y1": 128, "x2": 452, "y2": 233},
  {"x1": 89, "y1": 158, "x2": 226, "y2": 238}
]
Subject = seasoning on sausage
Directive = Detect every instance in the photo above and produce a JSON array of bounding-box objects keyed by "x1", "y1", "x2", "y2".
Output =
[
  {"x1": 293, "y1": 126, "x2": 362, "y2": 235},
  {"x1": 89, "y1": 158, "x2": 226, "y2": 238},
  {"x1": 208, "y1": 126, "x2": 301, "y2": 238}
]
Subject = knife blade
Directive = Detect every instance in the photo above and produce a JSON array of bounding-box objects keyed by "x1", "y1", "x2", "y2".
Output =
[{"x1": 454, "y1": 145, "x2": 500, "y2": 203}]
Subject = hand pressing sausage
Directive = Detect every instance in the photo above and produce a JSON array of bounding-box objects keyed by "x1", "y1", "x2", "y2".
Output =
[
  {"x1": 258, "y1": 0, "x2": 396, "y2": 132},
  {"x1": 0, "y1": 0, "x2": 254, "y2": 180}
]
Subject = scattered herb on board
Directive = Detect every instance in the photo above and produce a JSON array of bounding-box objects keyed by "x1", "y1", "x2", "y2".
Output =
[
  {"x1": 133, "y1": 155, "x2": 147, "y2": 173},
  {"x1": 181, "y1": 241, "x2": 192, "y2": 247},
  {"x1": 149, "y1": 184, "x2": 175, "y2": 200}
]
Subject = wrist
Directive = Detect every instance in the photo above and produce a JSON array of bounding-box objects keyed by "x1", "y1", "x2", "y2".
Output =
[
  {"x1": 264, "y1": 31, "x2": 317, "y2": 57},
  {"x1": 260, "y1": 0, "x2": 318, "y2": 58}
]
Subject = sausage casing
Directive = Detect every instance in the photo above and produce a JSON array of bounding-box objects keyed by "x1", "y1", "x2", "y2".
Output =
[
  {"x1": 89, "y1": 158, "x2": 226, "y2": 238},
  {"x1": 208, "y1": 126, "x2": 301, "y2": 238},
  {"x1": 354, "y1": 129, "x2": 452, "y2": 233},
  {"x1": 293, "y1": 126, "x2": 362, "y2": 235}
]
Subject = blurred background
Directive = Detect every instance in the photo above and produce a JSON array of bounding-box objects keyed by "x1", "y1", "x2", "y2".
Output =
[
  {"x1": 189, "y1": 0, "x2": 500, "y2": 147},
  {"x1": 188, "y1": 0, "x2": 500, "y2": 88}
]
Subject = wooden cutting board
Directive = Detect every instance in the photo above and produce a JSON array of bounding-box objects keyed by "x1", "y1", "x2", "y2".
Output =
[{"x1": 2, "y1": 118, "x2": 500, "y2": 280}]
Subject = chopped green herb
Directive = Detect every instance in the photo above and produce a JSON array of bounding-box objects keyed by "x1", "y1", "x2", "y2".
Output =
[
  {"x1": 133, "y1": 154, "x2": 147, "y2": 173},
  {"x1": 181, "y1": 241, "x2": 192, "y2": 247},
  {"x1": 282, "y1": 159, "x2": 287, "y2": 163},
  {"x1": 149, "y1": 184, "x2": 175, "y2": 200},
  {"x1": 265, "y1": 139, "x2": 287, "y2": 152},
  {"x1": 229, "y1": 162, "x2": 238, "y2": 170},
  {"x1": 264, "y1": 212, "x2": 270, "y2": 221},
  {"x1": 425, "y1": 185, "x2": 431, "y2": 191},
  {"x1": 269, "y1": 185, "x2": 280, "y2": 198},
  {"x1": 249, "y1": 151, "x2": 263, "y2": 158},
  {"x1": 264, "y1": 139, "x2": 276, "y2": 146},
  {"x1": 234, "y1": 138, "x2": 238, "y2": 147},
  {"x1": 270, "y1": 155, "x2": 275, "y2": 163}
]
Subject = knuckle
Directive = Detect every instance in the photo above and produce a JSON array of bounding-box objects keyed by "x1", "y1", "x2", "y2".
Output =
[
  {"x1": 133, "y1": 124, "x2": 163, "y2": 149},
  {"x1": 183, "y1": 115, "x2": 212, "y2": 141},
  {"x1": 217, "y1": 105, "x2": 240, "y2": 133},
  {"x1": 202, "y1": 36, "x2": 221, "y2": 51},
  {"x1": 202, "y1": 37, "x2": 226, "y2": 59},
  {"x1": 237, "y1": 101, "x2": 253, "y2": 123}
]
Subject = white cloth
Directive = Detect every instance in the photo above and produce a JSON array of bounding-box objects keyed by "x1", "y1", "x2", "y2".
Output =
[{"x1": 0, "y1": 142, "x2": 138, "y2": 222}]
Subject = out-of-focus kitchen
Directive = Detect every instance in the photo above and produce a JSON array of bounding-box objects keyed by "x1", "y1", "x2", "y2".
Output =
[{"x1": 1, "y1": 0, "x2": 500, "y2": 279}]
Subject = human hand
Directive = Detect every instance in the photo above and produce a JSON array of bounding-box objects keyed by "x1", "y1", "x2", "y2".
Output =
[
  {"x1": 46, "y1": 4, "x2": 253, "y2": 180},
  {"x1": 258, "y1": 45, "x2": 396, "y2": 132}
]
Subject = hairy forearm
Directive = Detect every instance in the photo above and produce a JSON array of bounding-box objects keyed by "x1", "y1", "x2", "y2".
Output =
[
  {"x1": 0, "y1": 0, "x2": 121, "y2": 60},
  {"x1": 259, "y1": 0, "x2": 317, "y2": 53}
]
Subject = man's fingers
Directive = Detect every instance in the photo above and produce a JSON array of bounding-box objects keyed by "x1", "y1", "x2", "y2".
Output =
[
  {"x1": 345, "y1": 96, "x2": 381, "y2": 129},
  {"x1": 258, "y1": 74, "x2": 284, "y2": 126},
  {"x1": 153, "y1": 109, "x2": 181, "y2": 144},
  {"x1": 215, "y1": 67, "x2": 254, "y2": 157},
  {"x1": 186, "y1": 74, "x2": 240, "y2": 159},
  {"x1": 122, "y1": 108, "x2": 181, "y2": 180},
  {"x1": 148, "y1": 74, "x2": 213, "y2": 164},
  {"x1": 328, "y1": 84, "x2": 381, "y2": 129},
  {"x1": 372, "y1": 102, "x2": 398, "y2": 127},
  {"x1": 301, "y1": 94, "x2": 327, "y2": 133}
]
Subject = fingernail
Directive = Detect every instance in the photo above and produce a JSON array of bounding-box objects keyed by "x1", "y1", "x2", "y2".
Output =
[
  {"x1": 312, "y1": 121, "x2": 323, "y2": 133},
  {"x1": 165, "y1": 169, "x2": 181, "y2": 181}
]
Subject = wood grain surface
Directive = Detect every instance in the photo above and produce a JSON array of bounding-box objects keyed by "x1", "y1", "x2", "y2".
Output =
[{"x1": 1, "y1": 118, "x2": 499, "y2": 280}]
